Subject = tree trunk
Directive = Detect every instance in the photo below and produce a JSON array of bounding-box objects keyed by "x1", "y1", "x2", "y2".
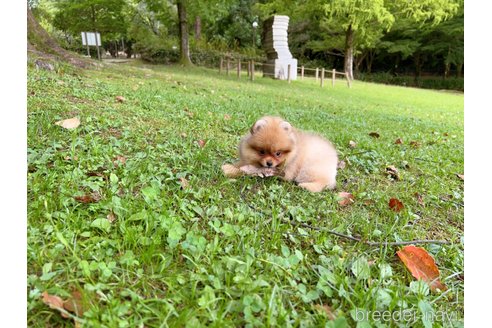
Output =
[
  {"x1": 456, "y1": 63, "x2": 463, "y2": 78},
  {"x1": 366, "y1": 50, "x2": 374, "y2": 74},
  {"x1": 444, "y1": 63, "x2": 451, "y2": 79},
  {"x1": 414, "y1": 52, "x2": 423, "y2": 82},
  {"x1": 194, "y1": 16, "x2": 201, "y2": 41},
  {"x1": 444, "y1": 47, "x2": 451, "y2": 79},
  {"x1": 354, "y1": 51, "x2": 366, "y2": 78},
  {"x1": 344, "y1": 24, "x2": 354, "y2": 81},
  {"x1": 177, "y1": 0, "x2": 192, "y2": 66}
]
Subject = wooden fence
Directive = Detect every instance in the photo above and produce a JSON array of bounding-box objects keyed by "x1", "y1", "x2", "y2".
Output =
[{"x1": 219, "y1": 57, "x2": 351, "y2": 88}]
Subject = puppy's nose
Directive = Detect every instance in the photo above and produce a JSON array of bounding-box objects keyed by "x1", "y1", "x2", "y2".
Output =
[{"x1": 266, "y1": 161, "x2": 273, "y2": 167}]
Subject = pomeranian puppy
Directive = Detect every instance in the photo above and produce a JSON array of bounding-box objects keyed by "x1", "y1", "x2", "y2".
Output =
[{"x1": 222, "y1": 116, "x2": 338, "y2": 192}]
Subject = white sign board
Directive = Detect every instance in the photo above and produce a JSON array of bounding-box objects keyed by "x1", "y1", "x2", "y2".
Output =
[{"x1": 81, "y1": 32, "x2": 101, "y2": 46}]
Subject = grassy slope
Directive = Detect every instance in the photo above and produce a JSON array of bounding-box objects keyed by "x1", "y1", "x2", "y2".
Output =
[{"x1": 27, "y1": 60, "x2": 464, "y2": 327}]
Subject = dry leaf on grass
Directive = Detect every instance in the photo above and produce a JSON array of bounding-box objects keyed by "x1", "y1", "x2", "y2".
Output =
[
  {"x1": 55, "y1": 117, "x2": 80, "y2": 129},
  {"x1": 385, "y1": 165, "x2": 400, "y2": 180},
  {"x1": 456, "y1": 174, "x2": 464, "y2": 181},
  {"x1": 395, "y1": 138, "x2": 403, "y2": 144},
  {"x1": 337, "y1": 192, "x2": 354, "y2": 206},
  {"x1": 115, "y1": 96, "x2": 125, "y2": 103},
  {"x1": 179, "y1": 177, "x2": 189, "y2": 189},
  {"x1": 389, "y1": 198, "x2": 404, "y2": 212},
  {"x1": 348, "y1": 140, "x2": 357, "y2": 148},
  {"x1": 63, "y1": 290, "x2": 86, "y2": 317},
  {"x1": 107, "y1": 212, "x2": 117, "y2": 223},
  {"x1": 197, "y1": 139, "x2": 207, "y2": 148},
  {"x1": 410, "y1": 141, "x2": 421, "y2": 148},
  {"x1": 224, "y1": 114, "x2": 231, "y2": 120},
  {"x1": 113, "y1": 155, "x2": 127, "y2": 166},
  {"x1": 184, "y1": 108, "x2": 194, "y2": 118},
  {"x1": 313, "y1": 304, "x2": 336, "y2": 320},
  {"x1": 397, "y1": 245, "x2": 447, "y2": 291},
  {"x1": 74, "y1": 192, "x2": 101, "y2": 204},
  {"x1": 369, "y1": 132, "x2": 380, "y2": 138},
  {"x1": 414, "y1": 192, "x2": 424, "y2": 206},
  {"x1": 42, "y1": 291, "x2": 69, "y2": 318}
]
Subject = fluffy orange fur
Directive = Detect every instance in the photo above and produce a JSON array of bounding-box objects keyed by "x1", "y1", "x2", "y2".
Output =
[{"x1": 222, "y1": 116, "x2": 338, "y2": 192}]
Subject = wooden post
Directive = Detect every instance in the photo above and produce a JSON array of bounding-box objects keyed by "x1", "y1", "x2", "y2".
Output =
[
  {"x1": 237, "y1": 59, "x2": 241, "y2": 79},
  {"x1": 345, "y1": 72, "x2": 352, "y2": 88},
  {"x1": 315, "y1": 68, "x2": 319, "y2": 82},
  {"x1": 301, "y1": 66, "x2": 304, "y2": 80},
  {"x1": 226, "y1": 58, "x2": 230, "y2": 76},
  {"x1": 219, "y1": 57, "x2": 223, "y2": 74},
  {"x1": 95, "y1": 31, "x2": 101, "y2": 60},
  {"x1": 332, "y1": 69, "x2": 336, "y2": 87},
  {"x1": 251, "y1": 61, "x2": 255, "y2": 81},
  {"x1": 320, "y1": 68, "x2": 325, "y2": 87},
  {"x1": 287, "y1": 64, "x2": 291, "y2": 83},
  {"x1": 83, "y1": 32, "x2": 90, "y2": 57}
]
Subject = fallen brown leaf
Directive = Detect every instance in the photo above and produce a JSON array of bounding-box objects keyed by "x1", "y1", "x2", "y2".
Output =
[
  {"x1": 456, "y1": 174, "x2": 464, "y2": 181},
  {"x1": 414, "y1": 192, "x2": 424, "y2": 206},
  {"x1": 389, "y1": 198, "x2": 404, "y2": 212},
  {"x1": 42, "y1": 291, "x2": 69, "y2": 318},
  {"x1": 115, "y1": 96, "x2": 125, "y2": 103},
  {"x1": 369, "y1": 132, "x2": 380, "y2": 138},
  {"x1": 385, "y1": 165, "x2": 400, "y2": 180},
  {"x1": 395, "y1": 138, "x2": 403, "y2": 144},
  {"x1": 313, "y1": 304, "x2": 336, "y2": 320},
  {"x1": 113, "y1": 155, "x2": 127, "y2": 166},
  {"x1": 184, "y1": 108, "x2": 194, "y2": 118},
  {"x1": 348, "y1": 140, "x2": 357, "y2": 148},
  {"x1": 197, "y1": 139, "x2": 207, "y2": 148},
  {"x1": 337, "y1": 192, "x2": 354, "y2": 206},
  {"x1": 74, "y1": 192, "x2": 101, "y2": 204},
  {"x1": 397, "y1": 245, "x2": 447, "y2": 291},
  {"x1": 410, "y1": 141, "x2": 421, "y2": 148},
  {"x1": 63, "y1": 290, "x2": 86, "y2": 316},
  {"x1": 55, "y1": 117, "x2": 80, "y2": 129},
  {"x1": 179, "y1": 177, "x2": 189, "y2": 189},
  {"x1": 224, "y1": 114, "x2": 231, "y2": 120},
  {"x1": 107, "y1": 212, "x2": 117, "y2": 223}
]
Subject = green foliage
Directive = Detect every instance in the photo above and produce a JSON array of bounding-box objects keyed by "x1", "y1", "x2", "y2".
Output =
[
  {"x1": 52, "y1": 0, "x2": 129, "y2": 43},
  {"x1": 33, "y1": 0, "x2": 464, "y2": 86},
  {"x1": 358, "y1": 72, "x2": 464, "y2": 91}
]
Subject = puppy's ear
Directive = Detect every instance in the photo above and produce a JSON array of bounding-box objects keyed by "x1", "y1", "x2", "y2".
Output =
[
  {"x1": 251, "y1": 119, "x2": 267, "y2": 134},
  {"x1": 280, "y1": 121, "x2": 292, "y2": 132}
]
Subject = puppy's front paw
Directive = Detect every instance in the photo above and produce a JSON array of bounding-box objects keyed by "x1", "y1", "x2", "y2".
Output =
[
  {"x1": 259, "y1": 167, "x2": 277, "y2": 177},
  {"x1": 240, "y1": 165, "x2": 277, "y2": 178}
]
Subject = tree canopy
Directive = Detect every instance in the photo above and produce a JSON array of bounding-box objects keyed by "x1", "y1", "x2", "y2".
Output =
[{"x1": 30, "y1": 0, "x2": 464, "y2": 80}]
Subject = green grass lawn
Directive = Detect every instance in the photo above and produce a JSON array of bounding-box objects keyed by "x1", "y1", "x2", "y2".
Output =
[{"x1": 27, "y1": 58, "x2": 464, "y2": 327}]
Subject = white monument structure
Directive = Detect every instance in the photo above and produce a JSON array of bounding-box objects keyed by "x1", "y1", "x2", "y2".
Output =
[{"x1": 262, "y1": 15, "x2": 297, "y2": 80}]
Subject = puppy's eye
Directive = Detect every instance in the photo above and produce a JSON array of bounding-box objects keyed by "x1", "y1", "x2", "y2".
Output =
[
  {"x1": 259, "y1": 150, "x2": 266, "y2": 155},
  {"x1": 275, "y1": 151, "x2": 282, "y2": 157}
]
